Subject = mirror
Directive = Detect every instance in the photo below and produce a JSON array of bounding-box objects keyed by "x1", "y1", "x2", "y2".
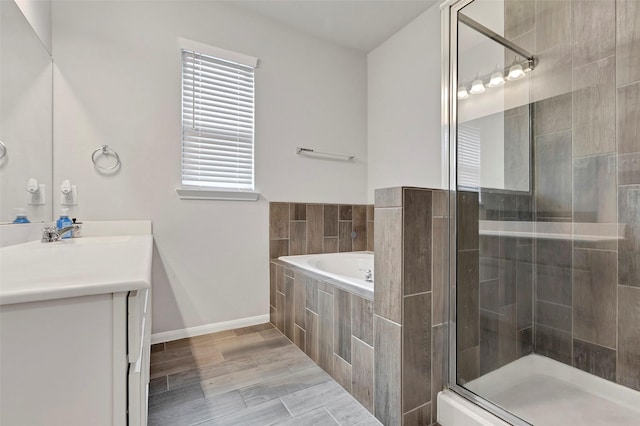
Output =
[
  {"x1": 456, "y1": 0, "x2": 532, "y2": 193},
  {"x1": 0, "y1": 0, "x2": 53, "y2": 223}
]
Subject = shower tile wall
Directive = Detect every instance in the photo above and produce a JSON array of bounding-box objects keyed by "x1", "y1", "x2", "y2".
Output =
[
  {"x1": 505, "y1": 0, "x2": 640, "y2": 390},
  {"x1": 269, "y1": 203, "x2": 374, "y2": 260},
  {"x1": 456, "y1": 191, "x2": 480, "y2": 384},
  {"x1": 480, "y1": 191, "x2": 534, "y2": 374},
  {"x1": 457, "y1": 189, "x2": 534, "y2": 384}
]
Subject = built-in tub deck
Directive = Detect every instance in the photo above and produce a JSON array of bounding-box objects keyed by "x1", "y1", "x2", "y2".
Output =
[
  {"x1": 277, "y1": 252, "x2": 374, "y2": 300},
  {"x1": 269, "y1": 253, "x2": 377, "y2": 415}
]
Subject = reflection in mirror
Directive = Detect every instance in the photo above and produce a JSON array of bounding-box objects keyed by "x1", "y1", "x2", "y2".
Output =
[
  {"x1": 456, "y1": 0, "x2": 532, "y2": 193},
  {"x1": 458, "y1": 109, "x2": 530, "y2": 192},
  {"x1": 0, "y1": 0, "x2": 53, "y2": 223}
]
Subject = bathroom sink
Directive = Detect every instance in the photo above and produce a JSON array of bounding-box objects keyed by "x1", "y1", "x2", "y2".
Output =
[
  {"x1": 0, "y1": 234, "x2": 152, "y2": 305},
  {"x1": 0, "y1": 222, "x2": 153, "y2": 426}
]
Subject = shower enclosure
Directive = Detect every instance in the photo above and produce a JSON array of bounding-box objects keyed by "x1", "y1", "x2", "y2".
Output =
[{"x1": 443, "y1": 0, "x2": 640, "y2": 424}]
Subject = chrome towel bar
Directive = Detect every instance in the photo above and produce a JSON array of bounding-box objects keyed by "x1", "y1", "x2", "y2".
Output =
[{"x1": 296, "y1": 147, "x2": 354, "y2": 161}]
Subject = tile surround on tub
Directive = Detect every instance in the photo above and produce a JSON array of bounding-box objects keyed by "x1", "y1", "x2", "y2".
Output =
[
  {"x1": 351, "y1": 335, "x2": 374, "y2": 412},
  {"x1": 373, "y1": 207, "x2": 403, "y2": 323},
  {"x1": 269, "y1": 260, "x2": 376, "y2": 414},
  {"x1": 374, "y1": 314, "x2": 402, "y2": 425},
  {"x1": 271, "y1": 189, "x2": 446, "y2": 426},
  {"x1": 374, "y1": 187, "x2": 448, "y2": 426},
  {"x1": 269, "y1": 202, "x2": 373, "y2": 259}
]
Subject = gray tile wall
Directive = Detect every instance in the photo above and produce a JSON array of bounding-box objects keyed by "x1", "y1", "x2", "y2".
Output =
[
  {"x1": 475, "y1": 190, "x2": 535, "y2": 377},
  {"x1": 374, "y1": 187, "x2": 447, "y2": 426},
  {"x1": 511, "y1": 0, "x2": 640, "y2": 390},
  {"x1": 269, "y1": 202, "x2": 374, "y2": 259},
  {"x1": 457, "y1": 192, "x2": 480, "y2": 385},
  {"x1": 269, "y1": 263, "x2": 376, "y2": 413}
]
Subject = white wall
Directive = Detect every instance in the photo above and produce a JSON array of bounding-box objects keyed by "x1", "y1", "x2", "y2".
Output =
[
  {"x1": 366, "y1": 4, "x2": 443, "y2": 202},
  {"x1": 52, "y1": 1, "x2": 367, "y2": 335},
  {"x1": 14, "y1": 0, "x2": 51, "y2": 54}
]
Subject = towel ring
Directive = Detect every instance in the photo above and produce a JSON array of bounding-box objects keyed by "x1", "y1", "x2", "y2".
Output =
[
  {"x1": 0, "y1": 140, "x2": 6, "y2": 160},
  {"x1": 91, "y1": 145, "x2": 120, "y2": 170}
]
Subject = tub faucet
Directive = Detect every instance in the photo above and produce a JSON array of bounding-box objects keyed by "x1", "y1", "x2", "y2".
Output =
[
  {"x1": 41, "y1": 224, "x2": 81, "y2": 242},
  {"x1": 360, "y1": 269, "x2": 373, "y2": 283}
]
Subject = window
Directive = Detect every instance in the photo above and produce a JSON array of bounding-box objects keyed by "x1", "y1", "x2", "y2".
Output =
[
  {"x1": 180, "y1": 43, "x2": 257, "y2": 195},
  {"x1": 457, "y1": 123, "x2": 481, "y2": 190}
]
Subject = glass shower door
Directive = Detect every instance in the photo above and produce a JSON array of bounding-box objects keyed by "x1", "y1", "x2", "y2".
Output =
[
  {"x1": 453, "y1": 1, "x2": 534, "y2": 424},
  {"x1": 448, "y1": 0, "x2": 640, "y2": 425}
]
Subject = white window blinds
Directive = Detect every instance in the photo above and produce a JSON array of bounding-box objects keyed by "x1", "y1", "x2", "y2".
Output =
[
  {"x1": 181, "y1": 49, "x2": 255, "y2": 190},
  {"x1": 457, "y1": 123, "x2": 481, "y2": 190}
]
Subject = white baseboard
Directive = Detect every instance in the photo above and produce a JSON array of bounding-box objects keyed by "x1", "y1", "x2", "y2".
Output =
[{"x1": 151, "y1": 314, "x2": 270, "y2": 344}]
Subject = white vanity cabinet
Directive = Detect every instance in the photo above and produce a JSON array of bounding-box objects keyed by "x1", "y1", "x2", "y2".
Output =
[{"x1": 0, "y1": 227, "x2": 153, "y2": 426}]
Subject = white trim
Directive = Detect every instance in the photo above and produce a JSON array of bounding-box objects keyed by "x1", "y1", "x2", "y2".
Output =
[
  {"x1": 151, "y1": 314, "x2": 270, "y2": 344},
  {"x1": 438, "y1": 390, "x2": 511, "y2": 426},
  {"x1": 177, "y1": 37, "x2": 258, "y2": 68},
  {"x1": 175, "y1": 188, "x2": 260, "y2": 201}
]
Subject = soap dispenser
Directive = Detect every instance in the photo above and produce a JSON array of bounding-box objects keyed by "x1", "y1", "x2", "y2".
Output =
[
  {"x1": 12, "y1": 208, "x2": 30, "y2": 224},
  {"x1": 56, "y1": 208, "x2": 73, "y2": 239}
]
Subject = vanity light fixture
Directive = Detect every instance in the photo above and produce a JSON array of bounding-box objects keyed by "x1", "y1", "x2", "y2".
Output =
[
  {"x1": 469, "y1": 77, "x2": 486, "y2": 95},
  {"x1": 458, "y1": 58, "x2": 536, "y2": 102},
  {"x1": 488, "y1": 69, "x2": 505, "y2": 87},
  {"x1": 455, "y1": 15, "x2": 537, "y2": 103},
  {"x1": 457, "y1": 86, "x2": 469, "y2": 99},
  {"x1": 507, "y1": 57, "x2": 526, "y2": 81},
  {"x1": 523, "y1": 56, "x2": 536, "y2": 73}
]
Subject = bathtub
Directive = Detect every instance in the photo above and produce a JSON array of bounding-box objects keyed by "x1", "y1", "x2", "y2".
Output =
[{"x1": 278, "y1": 251, "x2": 373, "y2": 299}]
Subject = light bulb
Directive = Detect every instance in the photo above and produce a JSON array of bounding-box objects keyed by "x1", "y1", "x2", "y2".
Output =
[
  {"x1": 507, "y1": 63, "x2": 525, "y2": 81},
  {"x1": 469, "y1": 79, "x2": 486, "y2": 95},
  {"x1": 457, "y1": 86, "x2": 469, "y2": 99},
  {"x1": 488, "y1": 71, "x2": 505, "y2": 87}
]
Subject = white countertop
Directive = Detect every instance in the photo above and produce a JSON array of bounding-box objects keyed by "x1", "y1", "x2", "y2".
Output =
[{"x1": 0, "y1": 231, "x2": 153, "y2": 306}]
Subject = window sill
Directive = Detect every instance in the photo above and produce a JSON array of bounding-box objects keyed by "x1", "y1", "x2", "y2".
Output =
[{"x1": 175, "y1": 188, "x2": 260, "y2": 201}]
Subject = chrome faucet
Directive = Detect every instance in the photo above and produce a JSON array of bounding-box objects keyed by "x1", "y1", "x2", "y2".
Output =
[
  {"x1": 360, "y1": 269, "x2": 374, "y2": 283},
  {"x1": 41, "y1": 224, "x2": 81, "y2": 242}
]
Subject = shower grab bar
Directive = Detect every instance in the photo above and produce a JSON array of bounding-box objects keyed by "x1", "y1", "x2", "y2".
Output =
[{"x1": 296, "y1": 147, "x2": 354, "y2": 161}]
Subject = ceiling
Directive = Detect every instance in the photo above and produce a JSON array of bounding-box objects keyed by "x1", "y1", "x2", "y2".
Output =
[{"x1": 230, "y1": 0, "x2": 439, "y2": 53}]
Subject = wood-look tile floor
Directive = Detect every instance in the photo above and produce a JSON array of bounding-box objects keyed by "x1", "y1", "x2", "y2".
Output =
[{"x1": 149, "y1": 323, "x2": 382, "y2": 426}]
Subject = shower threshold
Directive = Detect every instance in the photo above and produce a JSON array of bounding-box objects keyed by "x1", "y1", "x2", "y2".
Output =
[{"x1": 463, "y1": 354, "x2": 640, "y2": 425}]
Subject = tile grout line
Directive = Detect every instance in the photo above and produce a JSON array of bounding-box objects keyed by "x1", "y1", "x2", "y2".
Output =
[
  {"x1": 279, "y1": 396, "x2": 295, "y2": 419},
  {"x1": 351, "y1": 334, "x2": 374, "y2": 350},
  {"x1": 324, "y1": 406, "x2": 342, "y2": 425}
]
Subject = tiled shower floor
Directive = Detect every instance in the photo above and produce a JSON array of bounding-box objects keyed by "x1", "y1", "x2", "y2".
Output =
[{"x1": 148, "y1": 323, "x2": 381, "y2": 426}]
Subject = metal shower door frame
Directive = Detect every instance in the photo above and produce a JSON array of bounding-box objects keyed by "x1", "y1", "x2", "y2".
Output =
[{"x1": 440, "y1": 1, "x2": 533, "y2": 424}]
